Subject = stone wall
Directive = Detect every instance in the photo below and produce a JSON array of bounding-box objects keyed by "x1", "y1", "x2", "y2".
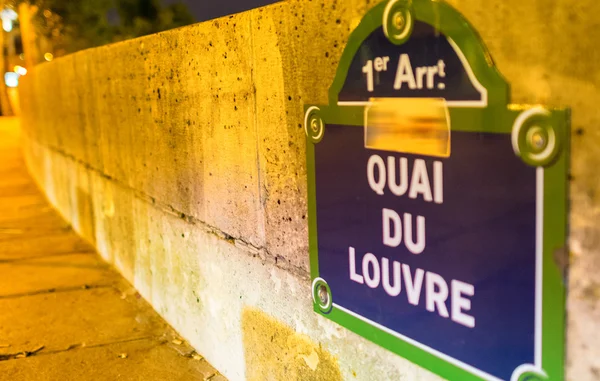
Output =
[{"x1": 19, "y1": 0, "x2": 600, "y2": 380}]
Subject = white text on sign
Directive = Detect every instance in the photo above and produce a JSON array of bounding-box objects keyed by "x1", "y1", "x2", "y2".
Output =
[
  {"x1": 347, "y1": 154, "x2": 476, "y2": 328},
  {"x1": 362, "y1": 54, "x2": 447, "y2": 92}
]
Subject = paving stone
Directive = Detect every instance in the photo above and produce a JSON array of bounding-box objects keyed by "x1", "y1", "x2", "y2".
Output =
[
  {"x1": 0, "y1": 230, "x2": 94, "y2": 260},
  {"x1": 0, "y1": 338, "x2": 219, "y2": 381},
  {"x1": 0, "y1": 253, "x2": 116, "y2": 296},
  {"x1": 0, "y1": 287, "x2": 169, "y2": 354},
  {"x1": 0, "y1": 209, "x2": 69, "y2": 230}
]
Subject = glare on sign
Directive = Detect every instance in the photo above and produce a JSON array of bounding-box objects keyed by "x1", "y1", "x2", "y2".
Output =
[{"x1": 365, "y1": 98, "x2": 450, "y2": 157}]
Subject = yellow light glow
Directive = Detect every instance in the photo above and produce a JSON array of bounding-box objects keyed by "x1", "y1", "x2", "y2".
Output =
[
  {"x1": 44, "y1": 52, "x2": 54, "y2": 61},
  {"x1": 13, "y1": 65, "x2": 26, "y2": 76}
]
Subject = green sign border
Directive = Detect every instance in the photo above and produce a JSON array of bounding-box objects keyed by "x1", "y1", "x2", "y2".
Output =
[{"x1": 305, "y1": 0, "x2": 569, "y2": 380}]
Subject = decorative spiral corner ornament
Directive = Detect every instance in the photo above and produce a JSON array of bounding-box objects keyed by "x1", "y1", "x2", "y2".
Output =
[
  {"x1": 383, "y1": 0, "x2": 414, "y2": 45},
  {"x1": 511, "y1": 107, "x2": 561, "y2": 167},
  {"x1": 510, "y1": 364, "x2": 548, "y2": 381},
  {"x1": 312, "y1": 277, "x2": 333, "y2": 314},
  {"x1": 304, "y1": 106, "x2": 325, "y2": 144},
  {"x1": 518, "y1": 373, "x2": 546, "y2": 381}
]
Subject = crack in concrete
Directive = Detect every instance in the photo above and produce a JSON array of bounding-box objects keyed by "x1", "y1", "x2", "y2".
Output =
[
  {"x1": 0, "y1": 227, "x2": 76, "y2": 242},
  {"x1": 0, "y1": 345, "x2": 45, "y2": 361},
  {"x1": 34, "y1": 139, "x2": 310, "y2": 280},
  {"x1": 0, "y1": 251, "x2": 96, "y2": 264},
  {"x1": 6, "y1": 261, "x2": 110, "y2": 270},
  {"x1": 0, "y1": 336, "x2": 156, "y2": 362},
  {"x1": 0, "y1": 284, "x2": 113, "y2": 300}
]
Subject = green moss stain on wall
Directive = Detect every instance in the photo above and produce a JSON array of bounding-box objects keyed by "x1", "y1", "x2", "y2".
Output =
[{"x1": 76, "y1": 186, "x2": 96, "y2": 245}]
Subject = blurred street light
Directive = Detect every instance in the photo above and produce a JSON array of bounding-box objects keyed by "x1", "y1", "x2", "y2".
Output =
[
  {"x1": 4, "y1": 72, "x2": 18, "y2": 88},
  {"x1": 13, "y1": 65, "x2": 26, "y2": 76},
  {"x1": 1, "y1": 8, "x2": 17, "y2": 32}
]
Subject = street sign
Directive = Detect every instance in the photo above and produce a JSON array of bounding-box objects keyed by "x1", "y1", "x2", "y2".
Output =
[{"x1": 304, "y1": 1, "x2": 569, "y2": 380}]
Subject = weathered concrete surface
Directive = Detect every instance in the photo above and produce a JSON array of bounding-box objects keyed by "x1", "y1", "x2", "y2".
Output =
[
  {"x1": 0, "y1": 118, "x2": 224, "y2": 380},
  {"x1": 18, "y1": 0, "x2": 600, "y2": 380}
]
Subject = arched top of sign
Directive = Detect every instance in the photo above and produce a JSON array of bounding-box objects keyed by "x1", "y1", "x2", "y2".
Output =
[{"x1": 328, "y1": 0, "x2": 509, "y2": 107}]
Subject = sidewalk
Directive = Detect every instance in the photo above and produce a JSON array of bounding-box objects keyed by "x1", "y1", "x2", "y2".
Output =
[{"x1": 0, "y1": 118, "x2": 225, "y2": 381}]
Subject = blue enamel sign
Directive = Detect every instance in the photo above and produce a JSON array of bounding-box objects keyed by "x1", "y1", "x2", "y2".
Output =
[{"x1": 304, "y1": 1, "x2": 569, "y2": 381}]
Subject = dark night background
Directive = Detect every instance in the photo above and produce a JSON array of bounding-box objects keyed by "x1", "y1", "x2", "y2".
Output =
[
  {"x1": 163, "y1": 0, "x2": 281, "y2": 22},
  {"x1": 37, "y1": 0, "x2": 283, "y2": 54}
]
